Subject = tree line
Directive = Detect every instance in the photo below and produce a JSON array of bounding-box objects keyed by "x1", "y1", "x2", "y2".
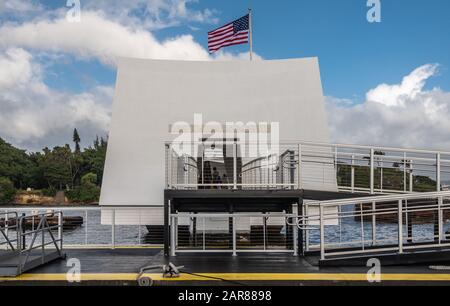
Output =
[{"x1": 0, "y1": 129, "x2": 107, "y2": 204}]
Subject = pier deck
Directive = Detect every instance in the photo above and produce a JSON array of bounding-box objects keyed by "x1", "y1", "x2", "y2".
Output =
[{"x1": 1, "y1": 248, "x2": 450, "y2": 286}]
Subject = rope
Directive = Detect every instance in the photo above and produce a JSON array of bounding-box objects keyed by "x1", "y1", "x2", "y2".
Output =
[{"x1": 179, "y1": 270, "x2": 248, "y2": 286}]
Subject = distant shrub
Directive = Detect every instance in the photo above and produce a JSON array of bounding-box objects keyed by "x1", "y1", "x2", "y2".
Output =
[
  {"x1": 66, "y1": 185, "x2": 100, "y2": 203},
  {"x1": 42, "y1": 187, "x2": 57, "y2": 197},
  {"x1": 66, "y1": 173, "x2": 100, "y2": 203},
  {"x1": 81, "y1": 172, "x2": 97, "y2": 185},
  {"x1": 0, "y1": 177, "x2": 16, "y2": 204}
]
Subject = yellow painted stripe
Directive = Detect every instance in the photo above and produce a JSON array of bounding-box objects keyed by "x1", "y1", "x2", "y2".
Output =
[{"x1": 2, "y1": 273, "x2": 450, "y2": 282}]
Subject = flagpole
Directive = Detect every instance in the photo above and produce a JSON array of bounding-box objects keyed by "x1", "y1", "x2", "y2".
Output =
[{"x1": 249, "y1": 8, "x2": 253, "y2": 61}]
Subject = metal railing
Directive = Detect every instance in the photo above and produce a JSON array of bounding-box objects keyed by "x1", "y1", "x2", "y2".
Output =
[
  {"x1": 165, "y1": 141, "x2": 450, "y2": 194},
  {"x1": 0, "y1": 211, "x2": 64, "y2": 274},
  {"x1": 169, "y1": 212, "x2": 299, "y2": 256},
  {"x1": 0, "y1": 212, "x2": 19, "y2": 251},
  {"x1": 302, "y1": 191, "x2": 450, "y2": 261},
  {"x1": 1, "y1": 206, "x2": 161, "y2": 248}
]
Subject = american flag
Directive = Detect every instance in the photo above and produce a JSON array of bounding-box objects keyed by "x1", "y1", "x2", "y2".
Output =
[{"x1": 208, "y1": 14, "x2": 249, "y2": 53}]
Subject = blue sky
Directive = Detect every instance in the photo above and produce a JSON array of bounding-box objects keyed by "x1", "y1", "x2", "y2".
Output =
[
  {"x1": 41, "y1": 0, "x2": 450, "y2": 100},
  {"x1": 1, "y1": 0, "x2": 450, "y2": 150}
]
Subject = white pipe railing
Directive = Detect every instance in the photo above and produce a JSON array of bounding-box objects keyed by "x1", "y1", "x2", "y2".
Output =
[
  {"x1": 312, "y1": 191, "x2": 450, "y2": 261},
  {"x1": 165, "y1": 140, "x2": 450, "y2": 193},
  {"x1": 0, "y1": 206, "x2": 161, "y2": 249}
]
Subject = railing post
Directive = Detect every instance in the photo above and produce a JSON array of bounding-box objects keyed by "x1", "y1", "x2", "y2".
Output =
[
  {"x1": 351, "y1": 154, "x2": 355, "y2": 193},
  {"x1": 297, "y1": 144, "x2": 302, "y2": 189},
  {"x1": 319, "y1": 205, "x2": 325, "y2": 260},
  {"x1": 293, "y1": 210, "x2": 298, "y2": 256},
  {"x1": 372, "y1": 201, "x2": 376, "y2": 246},
  {"x1": 85, "y1": 210, "x2": 88, "y2": 246},
  {"x1": 360, "y1": 203, "x2": 365, "y2": 250},
  {"x1": 438, "y1": 196, "x2": 443, "y2": 244},
  {"x1": 111, "y1": 210, "x2": 115, "y2": 249},
  {"x1": 380, "y1": 159, "x2": 384, "y2": 192},
  {"x1": 437, "y1": 153, "x2": 441, "y2": 191},
  {"x1": 403, "y1": 152, "x2": 407, "y2": 192},
  {"x1": 201, "y1": 143, "x2": 205, "y2": 186},
  {"x1": 409, "y1": 160, "x2": 413, "y2": 193},
  {"x1": 232, "y1": 215, "x2": 237, "y2": 256},
  {"x1": 370, "y1": 149, "x2": 375, "y2": 194},
  {"x1": 398, "y1": 200, "x2": 403, "y2": 254},
  {"x1": 5, "y1": 211, "x2": 8, "y2": 249},
  {"x1": 168, "y1": 144, "x2": 173, "y2": 189},
  {"x1": 58, "y1": 211, "x2": 63, "y2": 251},
  {"x1": 233, "y1": 143, "x2": 237, "y2": 190},
  {"x1": 304, "y1": 204, "x2": 309, "y2": 252},
  {"x1": 334, "y1": 146, "x2": 338, "y2": 185}
]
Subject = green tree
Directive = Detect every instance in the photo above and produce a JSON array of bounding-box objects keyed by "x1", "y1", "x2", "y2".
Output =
[
  {"x1": 81, "y1": 136, "x2": 107, "y2": 186},
  {"x1": 73, "y1": 128, "x2": 81, "y2": 153},
  {"x1": 39, "y1": 145, "x2": 72, "y2": 190},
  {"x1": 0, "y1": 138, "x2": 35, "y2": 189},
  {"x1": 0, "y1": 177, "x2": 16, "y2": 204}
]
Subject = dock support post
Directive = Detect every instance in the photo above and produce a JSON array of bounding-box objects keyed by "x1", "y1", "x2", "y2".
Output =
[{"x1": 398, "y1": 200, "x2": 403, "y2": 254}]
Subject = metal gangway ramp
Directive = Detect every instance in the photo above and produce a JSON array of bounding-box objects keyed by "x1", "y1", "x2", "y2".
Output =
[
  {"x1": 0, "y1": 211, "x2": 65, "y2": 276},
  {"x1": 302, "y1": 191, "x2": 450, "y2": 266}
]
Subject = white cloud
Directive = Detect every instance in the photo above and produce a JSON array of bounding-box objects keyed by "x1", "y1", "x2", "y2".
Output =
[
  {"x1": 0, "y1": 11, "x2": 210, "y2": 67},
  {"x1": 0, "y1": 0, "x2": 43, "y2": 15},
  {"x1": 327, "y1": 64, "x2": 450, "y2": 150},
  {"x1": 0, "y1": 48, "x2": 35, "y2": 88},
  {"x1": 0, "y1": 10, "x2": 256, "y2": 67},
  {"x1": 0, "y1": 48, "x2": 112, "y2": 151},
  {"x1": 366, "y1": 64, "x2": 439, "y2": 107},
  {"x1": 0, "y1": 3, "x2": 260, "y2": 150},
  {"x1": 82, "y1": 0, "x2": 219, "y2": 30}
]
